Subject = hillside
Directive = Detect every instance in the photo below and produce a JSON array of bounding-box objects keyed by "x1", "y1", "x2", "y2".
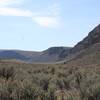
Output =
[
  {"x1": 59, "y1": 24, "x2": 100, "y2": 63},
  {"x1": 0, "y1": 47, "x2": 71, "y2": 63},
  {"x1": 71, "y1": 24, "x2": 100, "y2": 53},
  {"x1": 64, "y1": 43, "x2": 100, "y2": 66}
]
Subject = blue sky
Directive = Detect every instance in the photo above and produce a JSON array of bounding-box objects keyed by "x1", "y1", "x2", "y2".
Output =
[{"x1": 0, "y1": 0, "x2": 100, "y2": 51}]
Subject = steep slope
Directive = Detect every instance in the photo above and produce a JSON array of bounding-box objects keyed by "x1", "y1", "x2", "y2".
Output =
[
  {"x1": 71, "y1": 24, "x2": 100, "y2": 53},
  {"x1": 65, "y1": 43, "x2": 100, "y2": 65},
  {"x1": 58, "y1": 47, "x2": 71, "y2": 59},
  {"x1": 61, "y1": 24, "x2": 100, "y2": 64},
  {"x1": 59, "y1": 25, "x2": 100, "y2": 61}
]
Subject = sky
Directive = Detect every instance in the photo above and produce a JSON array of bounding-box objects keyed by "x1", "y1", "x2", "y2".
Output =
[{"x1": 0, "y1": 0, "x2": 100, "y2": 51}]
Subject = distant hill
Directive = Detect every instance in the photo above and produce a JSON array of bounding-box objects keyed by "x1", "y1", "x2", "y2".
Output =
[
  {"x1": 0, "y1": 24, "x2": 100, "y2": 63},
  {"x1": 0, "y1": 47, "x2": 71, "y2": 63},
  {"x1": 0, "y1": 50, "x2": 28, "y2": 60}
]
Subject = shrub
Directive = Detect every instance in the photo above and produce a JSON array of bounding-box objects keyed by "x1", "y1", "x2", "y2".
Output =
[{"x1": 0, "y1": 67, "x2": 15, "y2": 80}]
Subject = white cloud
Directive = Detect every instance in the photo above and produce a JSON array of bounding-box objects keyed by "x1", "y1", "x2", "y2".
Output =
[
  {"x1": 0, "y1": 7, "x2": 33, "y2": 17},
  {"x1": 0, "y1": 0, "x2": 61, "y2": 28},
  {"x1": 0, "y1": 0, "x2": 22, "y2": 6},
  {"x1": 0, "y1": 7, "x2": 60, "y2": 28},
  {"x1": 31, "y1": 3, "x2": 61, "y2": 28},
  {"x1": 33, "y1": 16, "x2": 60, "y2": 28}
]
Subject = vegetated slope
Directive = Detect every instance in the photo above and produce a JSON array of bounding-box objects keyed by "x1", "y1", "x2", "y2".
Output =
[
  {"x1": 65, "y1": 43, "x2": 100, "y2": 66},
  {"x1": 0, "y1": 47, "x2": 71, "y2": 63}
]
